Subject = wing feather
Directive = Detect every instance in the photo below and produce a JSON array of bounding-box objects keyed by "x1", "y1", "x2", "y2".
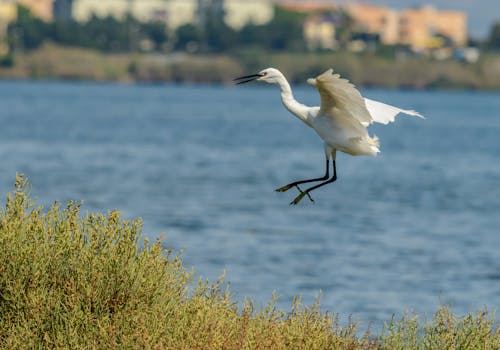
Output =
[
  {"x1": 309, "y1": 69, "x2": 425, "y2": 126},
  {"x1": 310, "y1": 69, "x2": 372, "y2": 126},
  {"x1": 364, "y1": 98, "x2": 425, "y2": 125}
]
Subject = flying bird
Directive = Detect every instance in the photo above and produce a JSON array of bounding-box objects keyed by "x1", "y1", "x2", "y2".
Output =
[{"x1": 234, "y1": 68, "x2": 424, "y2": 205}]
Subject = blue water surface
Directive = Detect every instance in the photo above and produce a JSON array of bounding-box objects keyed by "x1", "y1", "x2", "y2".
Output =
[{"x1": 1, "y1": 80, "x2": 499, "y2": 330}]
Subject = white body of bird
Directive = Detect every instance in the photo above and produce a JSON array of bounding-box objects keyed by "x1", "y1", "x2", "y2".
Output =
[{"x1": 234, "y1": 67, "x2": 424, "y2": 204}]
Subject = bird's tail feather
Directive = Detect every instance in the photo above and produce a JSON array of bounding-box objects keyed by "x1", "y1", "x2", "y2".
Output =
[
  {"x1": 349, "y1": 135, "x2": 380, "y2": 155},
  {"x1": 369, "y1": 135, "x2": 380, "y2": 154}
]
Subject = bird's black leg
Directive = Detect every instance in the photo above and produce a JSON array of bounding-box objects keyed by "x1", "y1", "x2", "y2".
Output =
[
  {"x1": 290, "y1": 160, "x2": 337, "y2": 205},
  {"x1": 275, "y1": 159, "x2": 330, "y2": 194}
]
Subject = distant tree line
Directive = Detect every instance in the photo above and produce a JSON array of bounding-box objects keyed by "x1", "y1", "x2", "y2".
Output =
[
  {"x1": 4, "y1": 4, "x2": 500, "y2": 57},
  {"x1": 175, "y1": 7, "x2": 308, "y2": 52},
  {"x1": 8, "y1": 6, "x2": 168, "y2": 52},
  {"x1": 6, "y1": 5, "x2": 309, "y2": 54}
]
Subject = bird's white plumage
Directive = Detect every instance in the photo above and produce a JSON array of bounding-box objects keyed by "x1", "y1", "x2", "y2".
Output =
[
  {"x1": 306, "y1": 69, "x2": 425, "y2": 155},
  {"x1": 309, "y1": 68, "x2": 373, "y2": 127},
  {"x1": 309, "y1": 69, "x2": 425, "y2": 127},
  {"x1": 307, "y1": 69, "x2": 378, "y2": 156},
  {"x1": 364, "y1": 98, "x2": 425, "y2": 125},
  {"x1": 234, "y1": 67, "x2": 425, "y2": 204},
  {"x1": 237, "y1": 67, "x2": 424, "y2": 158}
]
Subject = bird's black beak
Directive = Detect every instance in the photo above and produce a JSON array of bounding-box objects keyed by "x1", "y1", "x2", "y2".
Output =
[{"x1": 233, "y1": 73, "x2": 263, "y2": 85}]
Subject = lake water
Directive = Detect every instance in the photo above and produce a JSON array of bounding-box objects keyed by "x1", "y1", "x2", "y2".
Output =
[{"x1": 1, "y1": 80, "x2": 499, "y2": 330}]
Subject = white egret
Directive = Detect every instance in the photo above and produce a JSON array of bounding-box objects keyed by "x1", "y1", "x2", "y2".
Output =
[{"x1": 234, "y1": 68, "x2": 424, "y2": 205}]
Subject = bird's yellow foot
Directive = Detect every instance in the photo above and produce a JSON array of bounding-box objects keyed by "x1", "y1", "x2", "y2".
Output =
[
  {"x1": 296, "y1": 185, "x2": 314, "y2": 203},
  {"x1": 290, "y1": 191, "x2": 314, "y2": 205},
  {"x1": 290, "y1": 192, "x2": 306, "y2": 205},
  {"x1": 275, "y1": 183, "x2": 295, "y2": 192}
]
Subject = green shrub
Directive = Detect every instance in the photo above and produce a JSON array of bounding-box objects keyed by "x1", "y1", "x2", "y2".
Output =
[
  {"x1": 0, "y1": 175, "x2": 364, "y2": 349},
  {"x1": 0, "y1": 174, "x2": 498, "y2": 349},
  {"x1": 0, "y1": 54, "x2": 14, "y2": 67}
]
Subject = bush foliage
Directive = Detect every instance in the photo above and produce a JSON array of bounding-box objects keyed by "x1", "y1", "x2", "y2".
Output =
[{"x1": 0, "y1": 174, "x2": 499, "y2": 349}]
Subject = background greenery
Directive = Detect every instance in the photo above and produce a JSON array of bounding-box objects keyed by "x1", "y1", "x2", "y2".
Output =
[
  {"x1": 1, "y1": 5, "x2": 500, "y2": 88},
  {"x1": 5, "y1": 6, "x2": 500, "y2": 54}
]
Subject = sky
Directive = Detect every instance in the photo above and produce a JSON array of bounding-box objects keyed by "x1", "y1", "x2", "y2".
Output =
[{"x1": 344, "y1": 0, "x2": 499, "y2": 39}]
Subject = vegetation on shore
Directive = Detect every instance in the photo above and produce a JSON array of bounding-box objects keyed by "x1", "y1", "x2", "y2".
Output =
[
  {"x1": 2, "y1": 43, "x2": 500, "y2": 89},
  {"x1": 1, "y1": 174, "x2": 499, "y2": 349}
]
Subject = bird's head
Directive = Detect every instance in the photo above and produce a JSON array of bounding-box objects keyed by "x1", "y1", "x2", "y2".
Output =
[{"x1": 234, "y1": 67, "x2": 284, "y2": 85}]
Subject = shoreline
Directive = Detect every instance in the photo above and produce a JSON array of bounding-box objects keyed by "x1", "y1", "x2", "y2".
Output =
[
  {"x1": 3, "y1": 75, "x2": 499, "y2": 92},
  {"x1": 2, "y1": 43, "x2": 500, "y2": 90}
]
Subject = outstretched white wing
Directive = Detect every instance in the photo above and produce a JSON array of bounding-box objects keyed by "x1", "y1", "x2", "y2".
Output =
[
  {"x1": 364, "y1": 98, "x2": 425, "y2": 125},
  {"x1": 309, "y1": 69, "x2": 372, "y2": 126},
  {"x1": 309, "y1": 69, "x2": 425, "y2": 126}
]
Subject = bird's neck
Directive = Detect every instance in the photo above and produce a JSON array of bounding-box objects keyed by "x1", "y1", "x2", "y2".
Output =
[{"x1": 276, "y1": 76, "x2": 311, "y2": 126}]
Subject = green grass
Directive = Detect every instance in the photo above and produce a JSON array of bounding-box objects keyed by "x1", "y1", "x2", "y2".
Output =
[{"x1": 1, "y1": 174, "x2": 499, "y2": 349}]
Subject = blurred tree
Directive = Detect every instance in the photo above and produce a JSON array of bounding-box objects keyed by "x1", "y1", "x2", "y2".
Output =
[
  {"x1": 51, "y1": 19, "x2": 85, "y2": 47},
  {"x1": 17, "y1": 5, "x2": 33, "y2": 23},
  {"x1": 333, "y1": 9, "x2": 355, "y2": 47},
  {"x1": 0, "y1": 54, "x2": 14, "y2": 67},
  {"x1": 8, "y1": 8, "x2": 168, "y2": 53},
  {"x1": 233, "y1": 6, "x2": 307, "y2": 52},
  {"x1": 487, "y1": 22, "x2": 500, "y2": 50},
  {"x1": 262, "y1": 6, "x2": 307, "y2": 51},
  {"x1": 8, "y1": 5, "x2": 50, "y2": 50},
  {"x1": 238, "y1": 23, "x2": 267, "y2": 46},
  {"x1": 203, "y1": 16, "x2": 237, "y2": 52},
  {"x1": 173, "y1": 6, "x2": 308, "y2": 53},
  {"x1": 142, "y1": 21, "x2": 168, "y2": 51},
  {"x1": 174, "y1": 23, "x2": 203, "y2": 51}
]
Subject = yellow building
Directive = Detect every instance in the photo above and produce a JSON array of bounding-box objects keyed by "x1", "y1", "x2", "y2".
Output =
[
  {"x1": 72, "y1": 0, "x2": 127, "y2": 21},
  {"x1": 279, "y1": 1, "x2": 340, "y2": 51},
  {"x1": 72, "y1": 0, "x2": 197, "y2": 30},
  {"x1": 348, "y1": 4, "x2": 467, "y2": 50},
  {"x1": 279, "y1": 1, "x2": 336, "y2": 13},
  {"x1": 303, "y1": 15, "x2": 336, "y2": 50},
  {"x1": 224, "y1": 0, "x2": 273, "y2": 30},
  {"x1": 19, "y1": 0, "x2": 55, "y2": 21},
  {"x1": 0, "y1": 0, "x2": 54, "y2": 23},
  {"x1": 346, "y1": 3, "x2": 399, "y2": 45},
  {"x1": 0, "y1": 0, "x2": 17, "y2": 55},
  {"x1": 0, "y1": 0, "x2": 17, "y2": 23},
  {"x1": 133, "y1": 0, "x2": 197, "y2": 30},
  {"x1": 399, "y1": 6, "x2": 467, "y2": 49}
]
